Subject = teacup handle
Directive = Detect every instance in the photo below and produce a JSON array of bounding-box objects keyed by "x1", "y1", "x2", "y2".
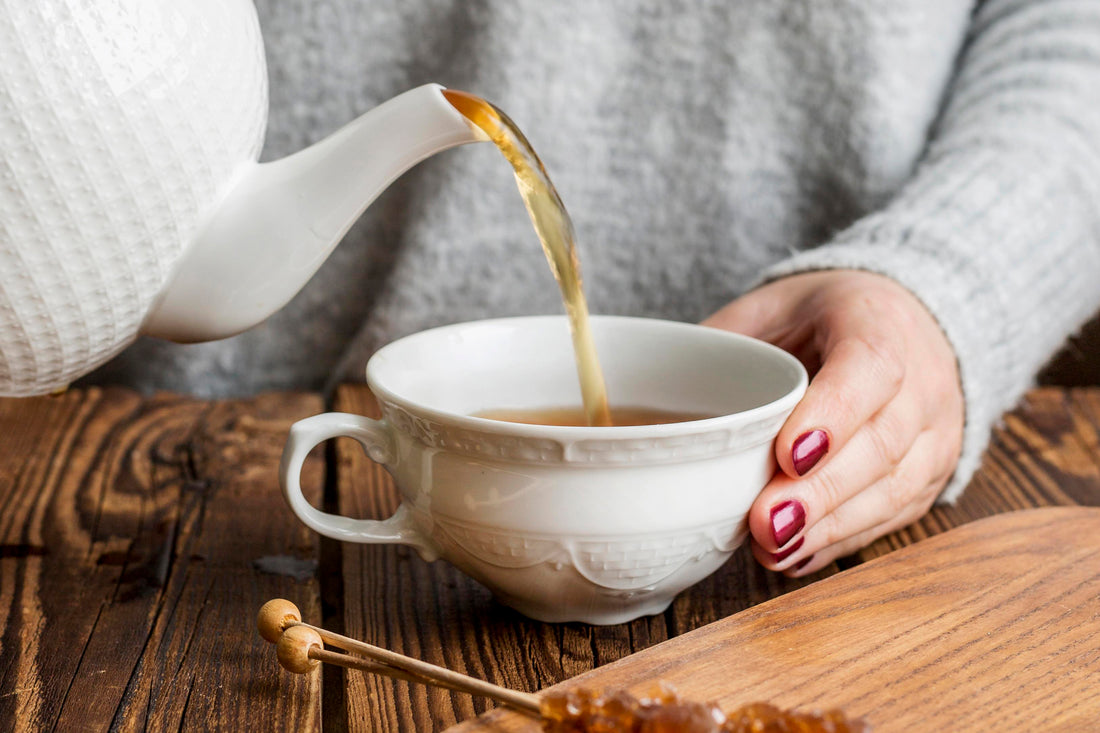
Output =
[{"x1": 279, "y1": 412, "x2": 439, "y2": 561}]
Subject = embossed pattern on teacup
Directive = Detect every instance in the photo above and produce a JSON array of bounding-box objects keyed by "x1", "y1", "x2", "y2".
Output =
[
  {"x1": 381, "y1": 403, "x2": 785, "y2": 465},
  {"x1": 432, "y1": 516, "x2": 745, "y2": 591},
  {"x1": 566, "y1": 416, "x2": 785, "y2": 464},
  {"x1": 383, "y1": 404, "x2": 566, "y2": 461}
]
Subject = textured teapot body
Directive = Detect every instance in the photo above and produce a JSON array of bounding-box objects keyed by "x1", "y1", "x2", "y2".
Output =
[
  {"x1": 1, "y1": 0, "x2": 267, "y2": 395},
  {"x1": 1, "y1": 1, "x2": 482, "y2": 396}
]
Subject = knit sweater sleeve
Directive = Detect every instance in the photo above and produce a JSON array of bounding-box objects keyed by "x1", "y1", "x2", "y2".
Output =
[{"x1": 761, "y1": 0, "x2": 1100, "y2": 502}]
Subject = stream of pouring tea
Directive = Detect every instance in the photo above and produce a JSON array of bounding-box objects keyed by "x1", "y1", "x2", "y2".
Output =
[{"x1": 443, "y1": 90, "x2": 612, "y2": 427}]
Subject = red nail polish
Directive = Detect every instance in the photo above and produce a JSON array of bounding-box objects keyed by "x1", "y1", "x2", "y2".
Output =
[
  {"x1": 794, "y1": 555, "x2": 814, "y2": 572},
  {"x1": 770, "y1": 500, "x2": 806, "y2": 547},
  {"x1": 771, "y1": 536, "x2": 804, "y2": 563},
  {"x1": 792, "y1": 429, "x2": 829, "y2": 476}
]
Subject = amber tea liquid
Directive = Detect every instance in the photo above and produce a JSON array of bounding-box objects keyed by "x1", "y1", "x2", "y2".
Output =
[{"x1": 443, "y1": 90, "x2": 613, "y2": 427}]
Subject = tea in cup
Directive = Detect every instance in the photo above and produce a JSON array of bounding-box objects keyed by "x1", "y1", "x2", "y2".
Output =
[{"x1": 280, "y1": 315, "x2": 806, "y2": 624}]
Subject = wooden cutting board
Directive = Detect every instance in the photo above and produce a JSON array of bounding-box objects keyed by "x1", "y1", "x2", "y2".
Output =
[{"x1": 448, "y1": 507, "x2": 1100, "y2": 732}]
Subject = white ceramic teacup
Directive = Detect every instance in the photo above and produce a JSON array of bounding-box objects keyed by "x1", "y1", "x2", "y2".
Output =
[{"x1": 280, "y1": 316, "x2": 807, "y2": 624}]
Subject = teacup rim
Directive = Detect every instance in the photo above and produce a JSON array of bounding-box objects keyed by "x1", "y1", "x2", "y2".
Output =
[{"x1": 365, "y1": 315, "x2": 808, "y2": 441}]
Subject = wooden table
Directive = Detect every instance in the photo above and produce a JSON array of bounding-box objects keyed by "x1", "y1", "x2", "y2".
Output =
[{"x1": 1, "y1": 385, "x2": 1098, "y2": 731}]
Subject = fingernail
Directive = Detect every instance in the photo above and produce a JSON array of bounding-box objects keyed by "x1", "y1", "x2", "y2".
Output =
[
  {"x1": 794, "y1": 555, "x2": 815, "y2": 572},
  {"x1": 770, "y1": 500, "x2": 806, "y2": 547},
  {"x1": 771, "y1": 536, "x2": 804, "y2": 563},
  {"x1": 792, "y1": 429, "x2": 829, "y2": 476}
]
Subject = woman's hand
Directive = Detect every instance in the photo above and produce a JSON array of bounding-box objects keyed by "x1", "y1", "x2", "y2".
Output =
[{"x1": 703, "y1": 270, "x2": 964, "y2": 575}]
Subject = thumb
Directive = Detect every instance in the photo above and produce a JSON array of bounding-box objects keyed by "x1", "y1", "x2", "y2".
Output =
[{"x1": 701, "y1": 280, "x2": 808, "y2": 344}]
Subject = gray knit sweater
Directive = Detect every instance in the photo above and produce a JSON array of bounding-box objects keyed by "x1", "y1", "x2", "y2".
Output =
[{"x1": 84, "y1": 0, "x2": 1100, "y2": 502}]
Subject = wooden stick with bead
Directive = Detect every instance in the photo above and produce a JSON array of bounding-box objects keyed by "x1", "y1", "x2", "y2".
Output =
[
  {"x1": 258, "y1": 599, "x2": 541, "y2": 716},
  {"x1": 258, "y1": 598, "x2": 446, "y2": 681},
  {"x1": 260, "y1": 599, "x2": 424, "y2": 683},
  {"x1": 276, "y1": 625, "x2": 441, "y2": 689}
]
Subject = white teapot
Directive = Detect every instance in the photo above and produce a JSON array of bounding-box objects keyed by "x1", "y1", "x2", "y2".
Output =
[{"x1": 0, "y1": 0, "x2": 483, "y2": 396}]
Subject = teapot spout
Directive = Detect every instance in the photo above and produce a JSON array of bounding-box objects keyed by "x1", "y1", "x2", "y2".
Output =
[{"x1": 143, "y1": 83, "x2": 485, "y2": 342}]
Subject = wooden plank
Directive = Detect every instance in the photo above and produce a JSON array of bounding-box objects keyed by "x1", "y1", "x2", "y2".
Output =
[
  {"x1": 451, "y1": 507, "x2": 1100, "y2": 732},
  {"x1": 0, "y1": 388, "x2": 325, "y2": 731},
  {"x1": 332, "y1": 384, "x2": 821, "y2": 732}
]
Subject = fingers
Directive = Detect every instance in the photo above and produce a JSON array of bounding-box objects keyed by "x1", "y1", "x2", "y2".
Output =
[
  {"x1": 708, "y1": 271, "x2": 964, "y2": 576},
  {"x1": 706, "y1": 275, "x2": 913, "y2": 483},
  {"x1": 748, "y1": 387, "x2": 924, "y2": 552},
  {"x1": 772, "y1": 298, "x2": 908, "y2": 480},
  {"x1": 753, "y1": 428, "x2": 954, "y2": 576}
]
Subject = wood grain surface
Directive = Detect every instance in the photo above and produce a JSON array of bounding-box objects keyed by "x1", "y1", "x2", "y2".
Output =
[
  {"x1": 330, "y1": 385, "x2": 1100, "y2": 732},
  {"x1": 1, "y1": 386, "x2": 1097, "y2": 731},
  {"x1": 450, "y1": 507, "x2": 1100, "y2": 732},
  {"x1": 0, "y1": 389, "x2": 325, "y2": 731}
]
